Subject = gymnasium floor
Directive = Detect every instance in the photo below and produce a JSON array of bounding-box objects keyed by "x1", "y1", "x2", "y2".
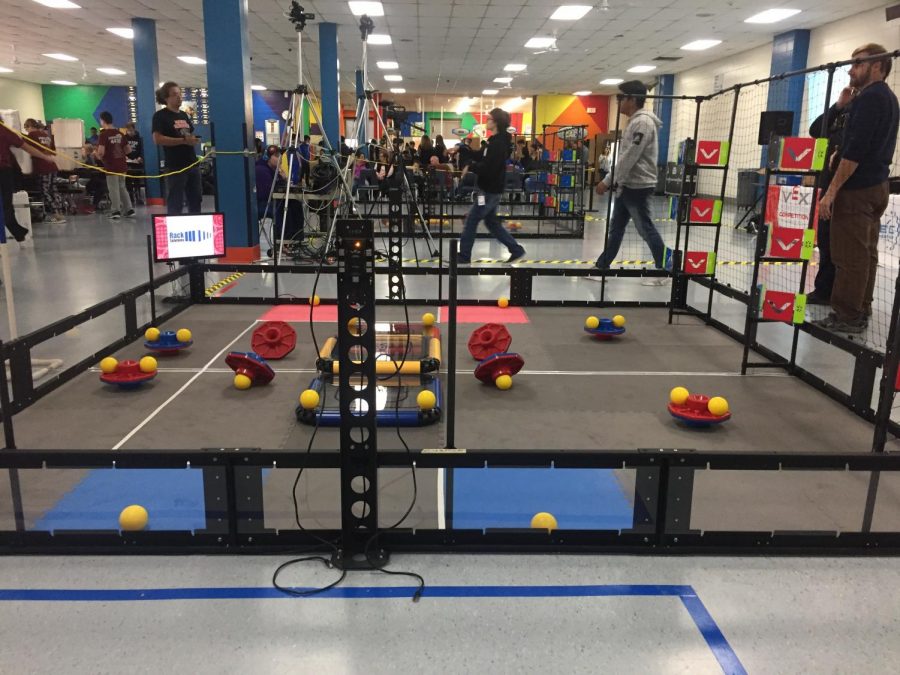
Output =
[{"x1": 3, "y1": 198, "x2": 900, "y2": 673}]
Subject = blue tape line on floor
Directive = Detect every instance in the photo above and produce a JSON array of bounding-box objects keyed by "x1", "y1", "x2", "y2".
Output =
[
  {"x1": 451, "y1": 468, "x2": 634, "y2": 530},
  {"x1": 680, "y1": 593, "x2": 748, "y2": 675}
]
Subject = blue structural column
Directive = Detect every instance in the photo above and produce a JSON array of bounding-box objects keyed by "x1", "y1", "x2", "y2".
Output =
[
  {"x1": 202, "y1": 0, "x2": 258, "y2": 259},
  {"x1": 318, "y1": 23, "x2": 340, "y2": 147},
  {"x1": 763, "y1": 29, "x2": 810, "y2": 171},
  {"x1": 131, "y1": 18, "x2": 162, "y2": 204},
  {"x1": 653, "y1": 74, "x2": 675, "y2": 166}
]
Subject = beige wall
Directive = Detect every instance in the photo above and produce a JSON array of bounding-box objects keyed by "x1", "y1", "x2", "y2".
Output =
[{"x1": 0, "y1": 77, "x2": 45, "y2": 125}]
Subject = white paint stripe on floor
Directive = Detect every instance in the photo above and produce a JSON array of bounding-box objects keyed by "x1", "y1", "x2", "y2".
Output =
[
  {"x1": 111, "y1": 321, "x2": 260, "y2": 451},
  {"x1": 436, "y1": 468, "x2": 446, "y2": 530}
]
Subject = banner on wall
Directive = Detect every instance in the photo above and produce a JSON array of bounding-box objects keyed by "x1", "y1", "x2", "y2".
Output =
[{"x1": 764, "y1": 185, "x2": 819, "y2": 231}]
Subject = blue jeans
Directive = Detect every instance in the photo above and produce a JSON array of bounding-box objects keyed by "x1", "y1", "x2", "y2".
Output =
[
  {"x1": 458, "y1": 190, "x2": 524, "y2": 261},
  {"x1": 166, "y1": 166, "x2": 202, "y2": 215},
  {"x1": 596, "y1": 187, "x2": 666, "y2": 268}
]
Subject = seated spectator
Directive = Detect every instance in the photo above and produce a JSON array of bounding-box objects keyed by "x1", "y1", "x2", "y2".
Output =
[
  {"x1": 434, "y1": 135, "x2": 449, "y2": 164},
  {"x1": 78, "y1": 143, "x2": 107, "y2": 210}
]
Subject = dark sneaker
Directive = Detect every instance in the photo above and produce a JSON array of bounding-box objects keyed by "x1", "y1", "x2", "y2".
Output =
[
  {"x1": 13, "y1": 227, "x2": 29, "y2": 242},
  {"x1": 506, "y1": 250, "x2": 526, "y2": 264},
  {"x1": 456, "y1": 257, "x2": 471, "y2": 265},
  {"x1": 805, "y1": 291, "x2": 830, "y2": 305},
  {"x1": 109, "y1": 212, "x2": 121, "y2": 220},
  {"x1": 813, "y1": 312, "x2": 866, "y2": 334},
  {"x1": 124, "y1": 209, "x2": 136, "y2": 218}
]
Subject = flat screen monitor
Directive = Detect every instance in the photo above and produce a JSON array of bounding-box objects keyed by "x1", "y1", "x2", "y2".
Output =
[{"x1": 152, "y1": 213, "x2": 226, "y2": 262}]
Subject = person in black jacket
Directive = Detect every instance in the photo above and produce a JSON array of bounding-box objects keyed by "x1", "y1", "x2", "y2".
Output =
[
  {"x1": 806, "y1": 85, "x2": 855, "y2": 305},
  {"x1": 458, "y1": 108, "x2": 526, "y2": 264}
]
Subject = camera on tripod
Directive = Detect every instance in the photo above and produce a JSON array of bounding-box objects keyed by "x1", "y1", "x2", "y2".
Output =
[
  {"x1": 359, "y1": 15, "x2": 375, "y2": 41},
  {"x1": 288, "y1": 1, "x2": 315, "y2": 32}
]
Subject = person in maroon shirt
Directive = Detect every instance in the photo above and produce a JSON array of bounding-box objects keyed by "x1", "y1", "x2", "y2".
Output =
[
  {"x1": 0, "y1": 120, "x2": 60, "y2": 242},
  {"x1": 96, "y1": 111, "x2": 134, "y2": 220},
  {"x1": 23, "y1": 119, "x2": 65, "y2": 224}
]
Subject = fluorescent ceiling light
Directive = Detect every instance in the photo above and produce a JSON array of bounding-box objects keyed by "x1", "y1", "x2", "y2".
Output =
[
  {"x1": 43, "y1": 53, "x2": 78, "y2": 61},
  {"x1": 178, "y1": 56, "x2": 206, "y2": 65},
  {"x1": 599, "y1": 78, "x2": 623, "y2": 85},
  {"x1": 348, "y1": 1, "x2": 384, "y2": 16},
  {"x1": 367, "y1": 34, "x2": 392, "y2": 45},
  {"x1": 681, "y1": 39, "x2": 721, "y2": 51},
  {"x1": 377, "y1": 61, "x2": 399, "y2": 69},
  {"x1": 106, "y1": 27, "x2": 134, "y2": 39},
  {"x1": 384, "y1": 74, "x2": 402, "y2": 81},
  {"x1": 33, "y1": 0, "x2": 80, "y2": 8},
  {"x1": 745, "y1": 8, "x2": 801, "y2": 23},
  {"x1": 0, "y1": 67, "x2": 13, "y2": 74},
  {"x1": 494, "y1": 77, "x2": 513, "y2": 83},
  {"x1": 573, "y1": 90, "x2": 592, "y2": 96},
  {"x1": 504, "y1": 63, "x2": 527, "y2": 72},
  {"x1": 482, "y1": 89, "x2": 499, "y2": 95},
  {"x1": 97, "y1": 67, "x2": 126, "y2": 75},
  {"x1": 628, "y1": 65, "x2": 656, "y2": 73},
  {"x1": 525, "y1": 37, "x2": 556, "y2": 49},
  {"x1": 251, "y1": 84, "x2": 267, "y2": 91},
  {"x1": 550, "y1": 5, "x2": 591, "y2": 21},
  {"x1": 389, "y1": 88, "x2": 406, "y2": 94},
  {"x1": 51, "y1": 80, "x2": 76, "y2": 85}
]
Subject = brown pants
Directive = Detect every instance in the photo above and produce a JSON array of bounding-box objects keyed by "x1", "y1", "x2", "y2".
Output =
[{"x1": 830, "y1": 182, "x2": 889, "y2": 322}]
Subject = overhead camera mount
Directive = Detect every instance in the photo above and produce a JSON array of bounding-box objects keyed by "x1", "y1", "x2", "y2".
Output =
[
  {"x1": 358, "y1": 14, "x2": 375, "y2": 41},
  {"x1": 288, "y1": 1, "x2": 315, "y2": 32}
]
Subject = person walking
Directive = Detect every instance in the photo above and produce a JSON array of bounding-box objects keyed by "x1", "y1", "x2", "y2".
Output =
[
  {"x1": 23, "y1": 119, "x2": 65, "y2": 223},
  {"x1": 0, "y1": 120, "x2": 60, "y2": 241},
  {"x1": 96, "y1": 111, "x2": 134, "y2": 220}
]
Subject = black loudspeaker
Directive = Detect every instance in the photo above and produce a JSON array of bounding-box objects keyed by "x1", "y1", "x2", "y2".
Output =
[{"x1": 758, "y1": 111, "x2": 794, "y2": 145}]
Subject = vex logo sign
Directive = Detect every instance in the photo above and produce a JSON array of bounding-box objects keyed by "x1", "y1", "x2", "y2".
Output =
[
  {"x1": 688, "y1": 198, "x2": 722, "y2": 224},
  {"x1": 695, "y1": 140, "x2": 729, "y2": 166},
  {"x1": 778, "y1": 137, "x2": 828, "y2": 171}
]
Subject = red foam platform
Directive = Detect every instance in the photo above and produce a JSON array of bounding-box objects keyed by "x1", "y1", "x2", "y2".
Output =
[
  {"x1": 439, "y1": 306, "x2": 530, "y2": 324},
  {"x1": 259, "y1": 305, "x2": 339, "y2": 323}
]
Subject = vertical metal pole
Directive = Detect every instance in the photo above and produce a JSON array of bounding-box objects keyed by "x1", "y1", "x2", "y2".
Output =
[
  {"x1": 600, "y1": 99, "x2": 622, "y2": 304},
  {"x1": 0, "y1": 340, "x2": 24, "y2": 533},
  {"x1": 445, "y1": 238, "x2": 458, "y2": 449},
  {"x1": 146, "y1": 234, "x2": 157, "y2": 323}
]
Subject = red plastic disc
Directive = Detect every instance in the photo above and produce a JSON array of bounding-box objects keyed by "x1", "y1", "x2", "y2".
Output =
[
  {"x1": 99, "y1": 359, "x2": 157, "y2": 387},
  {"x1": 474, "y1": 352, "x2": 525, "y2": 384},
  {"x1": 251, "y1": 321, "x2": 297, "y2": 360},
  {"x1": 467, "y1": 323, "x2": 512, "y2": 361},
  {"x1": 225, "y1": 352, "x2": 275, "y2": 385},
  {"x1": 667, "y1": 394, "x2": 731, "y2": 426}
]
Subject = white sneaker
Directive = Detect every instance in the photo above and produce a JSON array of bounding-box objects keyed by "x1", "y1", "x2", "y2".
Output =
[{"x1": 641, "y1": 277, "x2": 669, "y2": 286}]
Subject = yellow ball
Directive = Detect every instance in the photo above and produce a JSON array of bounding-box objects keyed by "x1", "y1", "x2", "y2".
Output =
[
  {"x1": 498, "y1": 297, "x2": 509, "y2": 308},
  {"x1": 139, "y1": 356, "x2": 157, "y2": 374},
  {"x1": 118, "y1": 504, "x2": 148, "y2": 531},
  {"x1": 234, "y1": 374, "x2": 252, "y2": 390},
  {"x1": 145, "y1": 327, "x2": 160, "y2": 342},
  {"x1": 309, "y1": 295, "x2": 321, "y2": 306},
  {"x1": 612, "y1": 314, "x2": 626, "y2": 328},
  {"x1": 708, "y1": 396, "x2": 729, "y2": 417},
  {"x1": 495, "y1": 374, "x2": 513, "y2": 390},
  {"x1": 416, "y1": 390, "x2": 437, "y2": 410},
  {"x1": 176, "y1": 328, "x2": 192, "y2": 343},
  {"x1": 299, "y1": 389, "x2": 320, "y2": 410},
  {"x1": 422, "y1": 312, "x2": 436, "y2": 327},
  {"x1": 585, "y1": 316, "x2": 600, "y2": 330},
  {"x1": 530, "y1": 512, "x2": 558, "y2": 531},
  {"x1": 670, "y1": 386, "x2": 690, "y2": 406},
  {"x1": 100, "y1": 357, "x2": 118, "y2": 374}
]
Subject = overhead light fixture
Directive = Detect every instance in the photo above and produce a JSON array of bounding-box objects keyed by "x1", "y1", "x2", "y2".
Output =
[
  {"x1": 389, "y1": 88, "x2": 406, "y2": 94},
  {"x1": 348, "y1": 1, "x2": 384, "y2": 16},
  {"x1": 384, "y1": 74, "x2": 403, "y2": 81},
  {"x1": 51, "y1": 80, "x2": 76, "y2": 85},
  {"x1": 550, "y1": 5, "x2": 592, "y2": 21},
  {"x1": 376, "y1": 61, "x2": 399, "y2": 69},
  {"x1": 43, "y1": 53, "x2": 78, "y2": 61},
  {"x1": 97, "y1": 67, "x2": 126, "y2": 75},
  {"x1": 367, "y1": 34, "x2": 392, "y2": 45},
  {"x1": 106, "y1": 27, "x2": 134, "y2": 39},
  {"x1": 0, "y1": 67, "x2": 13, "y2": 74},
  {"x1": 681, "y1": 39, "x2": 721, "y2": 51},
  {"x1": 599, "y1": 78, "x2": 624, "y2": 85},
  {"x1": 494, "y1": 77, "x2": 513, "y2": 84},
  {"x1": 33, "y1": 0, "x2": 81, "y2": 8},
  {"x1": 251, "y1": 84, "x2": 267, "y2": 91},
  {"x1": 504, "y1": 63, "x2": 527, "y2": 72},
  {"x1": 178, "y1": 56, "x2": 206, "y2": 65},
  {"x1": 628, "y1": 65, "x2": 656, "y2": 73},
  {"x1": 745, "y1": 9, "x2": 801, "y2": 23},
  {"x1": 482, "y1": 89, "x2": 499, "y2": 95},
  {"x1": 525, "y1": 37, "x2": 556, "y2": 50},
  {"x1": 573, "y1": 90, "x2": 592, "y2": 96}
]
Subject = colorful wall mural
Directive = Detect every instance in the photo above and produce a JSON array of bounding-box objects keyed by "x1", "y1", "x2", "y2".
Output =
[
  {"x1": 42, "y1": 84, "x2": 130, "y2": 133},
  {"x1": 534, "y1": 94, "x2": 610, "y2": 140}
]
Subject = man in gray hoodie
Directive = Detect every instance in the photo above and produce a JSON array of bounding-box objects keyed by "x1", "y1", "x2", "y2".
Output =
[{"x1": 594, "y1": 80, "x2": 669, "y2": 278}]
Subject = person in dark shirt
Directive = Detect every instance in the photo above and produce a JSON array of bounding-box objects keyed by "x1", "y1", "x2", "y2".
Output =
[
  {"x1": 87, "y1": 127, "x2": 99, "y2": 146},
  {"x1": 458, "y1": 108, "x2": 525, "y2": 264},
  {"x1": 24, "y1": 118, "x2": 66, "y2": 223},
  {"x1": 806, "y1": 86, "x2": 856, "y2": 305},
  {"x1": 96, "y1": 111, "x2": 134, "y2": 220},
  {"x1": 151, "y1": 81, "x2": 202, "y2": 215},
  {"x1": 815, "y1": 44, "x2": 899, "y2": 334},
  {"x1": 124, "y1": 122, "x2": 145, "y2": 205},
  {"x1": 0, "y1": 121, "x2": 61, "y2": 241},
  {"x1": 296, "y1": 135, "x2": 311, "y2": 187}
]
